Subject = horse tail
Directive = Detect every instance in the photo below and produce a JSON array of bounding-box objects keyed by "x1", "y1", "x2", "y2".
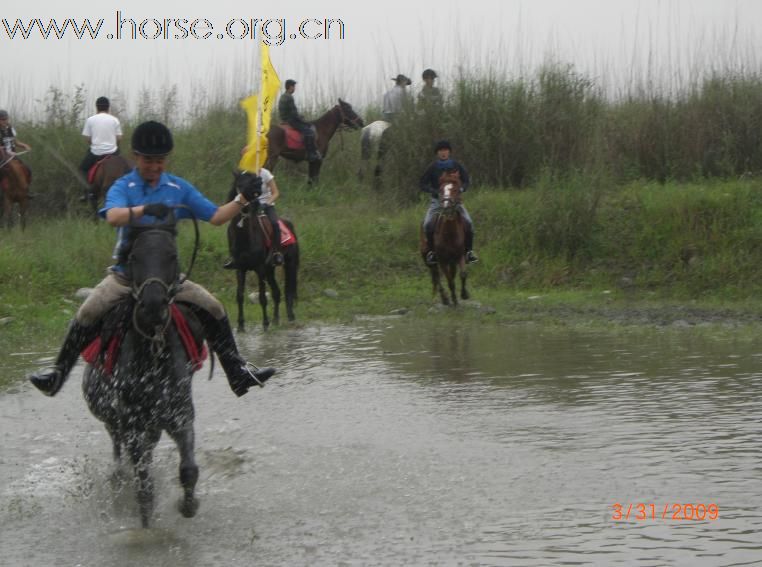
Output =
[{"x1": 284, "y1": 221, "x2": 299, "y2": 302}]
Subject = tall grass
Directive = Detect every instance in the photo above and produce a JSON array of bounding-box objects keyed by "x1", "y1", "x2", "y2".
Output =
[{"x1": 13, "y1": 62, "x2": 762, "y2": 222}]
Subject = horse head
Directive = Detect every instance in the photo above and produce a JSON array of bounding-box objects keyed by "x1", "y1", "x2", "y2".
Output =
[
  {"x1": 337, "y1": 99, "x2": 364, "y2": 129},
  {"x1": 233, "y1": 170, "x2": 263, "y2": 212},
  {"x1": 127, "y1": 222, "x2": 179, "y2": 339},
  {"x1": 438, "y1": 172, "x2": 463, "y2": 211}
]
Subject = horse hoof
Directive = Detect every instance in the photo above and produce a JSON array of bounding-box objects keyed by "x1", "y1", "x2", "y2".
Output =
[{"x1": 179, "y1": 496, "x2": 199, "y2": 518}]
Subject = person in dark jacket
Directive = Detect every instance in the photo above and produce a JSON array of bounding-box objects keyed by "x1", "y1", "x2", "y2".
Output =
[
  {"x1": 277, "y1": 79, "x2": 320, "y2": 162},
  {"x1": 419, "y1": 140, "x2": 478, "y2": 265}
]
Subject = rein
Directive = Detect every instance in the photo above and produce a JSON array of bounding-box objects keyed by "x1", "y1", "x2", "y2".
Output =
[
  {"x1": 131, "y1": 277, "x2": 175, "y2": 351},
  {"x1": 0, "y1": 149, "x2": 29, "y2": 169}
]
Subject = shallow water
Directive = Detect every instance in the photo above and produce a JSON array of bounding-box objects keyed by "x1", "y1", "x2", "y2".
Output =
[{"x1": 1, "y1": 318, "x2": 761, "y2": 566}]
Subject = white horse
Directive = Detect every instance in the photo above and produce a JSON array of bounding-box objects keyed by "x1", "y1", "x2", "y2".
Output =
[{"x1": 358, "y1": 120, "x2": 391, "y2": 182}]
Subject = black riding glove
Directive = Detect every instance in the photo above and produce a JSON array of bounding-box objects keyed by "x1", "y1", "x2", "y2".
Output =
[
  {"x1": 143, "y1": 203, "x2": 170, "y2": 219},
  {"x1": 240, "y1": 176, "x2": 263, "y2": 203}
]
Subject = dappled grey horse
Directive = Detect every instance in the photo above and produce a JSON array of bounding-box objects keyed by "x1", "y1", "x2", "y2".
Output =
[{"x1": 82, "y1": 222, "x2": 202, "y2": 528}]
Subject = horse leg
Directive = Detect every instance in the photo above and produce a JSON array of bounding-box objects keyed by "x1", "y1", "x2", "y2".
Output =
[
  {"x1": 125, "y1": 429, "x2": 159, "y2": 528},
  {"x1": 89, "y1": 188, "x2": 99, "y2": 221},
  {"x1": 266, "y1": 267, "x2": 281, "y2": 325},
  {"x1": 2, "y1": 194, "x2": 10, "y2": 230},
  {"x1": 257, "y1": 272, "x2": 270, "y2": 330},
  {"x1": 446, "y1": 264, "x2": 458, "y2": 306},
  {"x1": 308, "y1": 160, "x2": 322, "y2": 185},
  {"x1": 169, "y1": 425, "x2": 199, "y2": 519},
  {"x1": 235, "y1": 269, "x2": 246, "y2": 332},
  {"x1": 460, "y1": 262, "x2": 470, "y2": 300},
  {"x1": 284, "y1": 252, "x2": 298, "y2": 322},
  {"x1": 19, "y1": 199, "x2": 28, "y2": 231},
  {"x1": 430, "y1": 265, "x2": 448, "y2": 305}
]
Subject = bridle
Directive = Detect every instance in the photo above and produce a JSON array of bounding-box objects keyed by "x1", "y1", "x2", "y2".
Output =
[
  {"x1": 336, "y1": 102, "x2": 363, "y2": 130},
  {"x1": 131, "y1": 275, "x2": 176, "y2": 350},
  {"x1": 126, "y1": 206, "x2": 200, "y2": 352}
]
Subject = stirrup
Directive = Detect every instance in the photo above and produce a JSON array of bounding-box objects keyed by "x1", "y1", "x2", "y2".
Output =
[
  {"x1": 244, "y1": 362, "x2": 276, "y2": 388},
  {"x1": 272, "y1": 251, "x2": 284, "y2": 266},
  {"x1": 425, "y1": 251, "x2": 437, "y2": 266},
  {"x1": 466, "y1": 251, "x2": 479, "y2": 264}
]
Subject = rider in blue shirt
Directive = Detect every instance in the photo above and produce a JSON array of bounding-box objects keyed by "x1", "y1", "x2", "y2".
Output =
[{"x1": 28, "y1": 121, "x2": 275, "y2": 399}]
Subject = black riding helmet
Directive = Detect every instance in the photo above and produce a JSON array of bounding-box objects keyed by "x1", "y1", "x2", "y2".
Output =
[
  {"x1": 434, "y1": 139, "x2": 452, "y2": 153},
  {"x1": 132, "y1": 120, "x2": 174, "y2": 156}
]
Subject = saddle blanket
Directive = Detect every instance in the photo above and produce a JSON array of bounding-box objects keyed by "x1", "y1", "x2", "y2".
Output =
[
  {"x1": 282, "y1": 125, "x2": 305, "y2": 150},
  {"x1": 81, "y1": 305, "x2": 207, "y2": 375},
  {"x1": 278, "y1": 220, "x2": 296, "y2": 246},
  {"x1": 87, "y1": 155, "x2": 114, "y2": 184}
]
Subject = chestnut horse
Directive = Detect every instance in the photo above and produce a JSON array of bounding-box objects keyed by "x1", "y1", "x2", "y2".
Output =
[
  {"x1": 0, "y1": 150, "x2": 31, "y2": 230},
  {"x1": 86, "y1": 154, "x2": 133, "y2": 217},
  {"x1": 265, "y1": 99, "x2": 363, "y2": 184},
  {"x1": 420, "y1": 174, "x2": 470, "y2": 306}
]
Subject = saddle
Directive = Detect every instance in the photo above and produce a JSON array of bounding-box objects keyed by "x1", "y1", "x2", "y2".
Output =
[
  {"x1": 281, "y1": 124, "x2": 317, "y2": 150},
  {"x1": 252, "y1": 212, "x2": 297, "y2": 248},
  {"x1": 81, "y1": 300, "x2": 207, "y2": 376},
  {"x1": 87, "y1": 155, "x2": 114, "y2": 184}
]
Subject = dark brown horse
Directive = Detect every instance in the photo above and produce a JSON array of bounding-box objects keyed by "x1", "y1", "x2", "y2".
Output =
[
  {"x1": 420, "y1": 174, "x2": 470, "y2": 306},
  {"x1": 86, "y1": 154, "x2": 133, "y2": 216},
  {"x1": 0, "y1": 150, "x2": 31, "y2": 230},
  {"x1": 265, "y1": 99, "x2": 363, "y2": 184},
  {"x1": 227, "y1": 172, "x2": 299, "y2": 331}
]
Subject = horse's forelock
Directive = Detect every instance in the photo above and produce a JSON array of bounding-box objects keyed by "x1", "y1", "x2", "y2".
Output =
[{"x1": 130, "y1": 229, "x2": 178, "y2": 285}]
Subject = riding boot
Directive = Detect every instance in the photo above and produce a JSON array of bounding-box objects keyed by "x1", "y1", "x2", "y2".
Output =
[
  {"x1": 425, "y1": 226, "x2": 437, "y2": 265},
  {"x1": 79, "y1": 188, "x2": 95, "y2": 202},
  {"x1": 271, "y1": 226, "x2": 284, "y2": 266},
  {"x1": 464, "y1": 229, "x2": 479, "y2": 264},
  {"x1": 28, "y1": 320, "x2": 99, "y2": 397},
  {"x1": 304, "y1": 135, "x2": 322, "y2": 162},
  {"x1": 200, "y1": 313, "x2": 276, "y2": 397}
]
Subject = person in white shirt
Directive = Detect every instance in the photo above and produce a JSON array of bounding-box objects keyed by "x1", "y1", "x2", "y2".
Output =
[
  {"x1": 224, "y1": 157, "x2": 285, "y2": 268},
  {"x1": 382, "y1": 74, "x2": 412, "y2": 122},
  {"x1": 79, "y1": 96, "x2": 123, "y2": 201}
]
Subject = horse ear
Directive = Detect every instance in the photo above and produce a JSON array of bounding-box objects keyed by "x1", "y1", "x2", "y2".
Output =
[{"x1": 338, "y1": 98, "x2": 345, "y2": 105}]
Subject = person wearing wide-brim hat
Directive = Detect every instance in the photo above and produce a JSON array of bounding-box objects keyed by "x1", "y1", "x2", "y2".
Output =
[{"x1": 382, "y1": 74, "x2": 412, "y2": 122}]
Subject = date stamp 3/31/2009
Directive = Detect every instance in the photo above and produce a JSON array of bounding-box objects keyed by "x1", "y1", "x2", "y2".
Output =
[{"x1": 612, "y1": 503, "x2": 719, "y2": 521}]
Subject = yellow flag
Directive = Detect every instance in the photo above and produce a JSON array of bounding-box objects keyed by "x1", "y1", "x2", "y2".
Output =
[
  {"x1": 239, "y1": 94, "x2": 269, "y2": 171},
  {"x1": 239, "y1": 42, "x2": 281, "y2": 172},
  {"x1": 260, "y1": 42, "x2": 281, "y2": 134}
]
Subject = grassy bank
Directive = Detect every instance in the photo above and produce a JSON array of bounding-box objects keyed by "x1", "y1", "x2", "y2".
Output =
[
  {"x1": 14, "y1": 66, "x2": 762, "y2": 219},
  {"x1": 3, "y1": 176, "x2": 762, "y2": 342}
]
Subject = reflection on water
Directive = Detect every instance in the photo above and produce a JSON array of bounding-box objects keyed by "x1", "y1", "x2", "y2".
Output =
[{"x1": 1, "y1": 318, "x2": 761, "y2": 566}]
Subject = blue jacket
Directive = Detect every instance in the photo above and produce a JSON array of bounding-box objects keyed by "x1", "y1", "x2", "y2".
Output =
[
  {"x1": 419, "y1": 159, "x2": 470, "y2": 196},
  {"x1": 100, "y1": 168, "x2": 219, "y2": 271}
]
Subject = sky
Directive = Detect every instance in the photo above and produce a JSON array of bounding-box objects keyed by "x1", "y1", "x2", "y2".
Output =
[{"x1": 3, "y1": 0, "x2": 761, "y2": 120}]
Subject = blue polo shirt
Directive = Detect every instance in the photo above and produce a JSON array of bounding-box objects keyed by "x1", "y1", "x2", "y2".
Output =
[{"x1": 99, "y1": 168, "x2": 219, "y2": 272}]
